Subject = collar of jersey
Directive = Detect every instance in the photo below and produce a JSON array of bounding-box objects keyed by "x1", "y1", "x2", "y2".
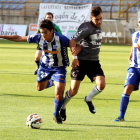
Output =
[
  {"x1": 90, "y1": 20, "x2": 99, "y2": 29},
  {"x1": 46, "y1": 32, "x2": 55, "y2": 43}
]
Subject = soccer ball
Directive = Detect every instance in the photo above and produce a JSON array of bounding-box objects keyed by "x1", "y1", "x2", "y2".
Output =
[{"x1": 26, "y1": 114, "x2": 43, "y2": 129}]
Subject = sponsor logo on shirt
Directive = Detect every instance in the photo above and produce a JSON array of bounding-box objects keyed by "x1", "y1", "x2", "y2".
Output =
[{"x1": 43, "y1": 49, "x2": 59, "y2": 54}]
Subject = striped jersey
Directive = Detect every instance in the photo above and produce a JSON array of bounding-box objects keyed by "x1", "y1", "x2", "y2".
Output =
[
  {"x1": 72, "y1": 21, "x2": 102, "y2": 61},
  {"x1": 27, "y1": 32, "x2": 70, "y2": 68},
  {"x1": 130, "y1": 31, "x2": 140, "y2": 68}
]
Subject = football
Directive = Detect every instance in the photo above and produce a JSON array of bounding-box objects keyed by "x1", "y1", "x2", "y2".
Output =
[{"x1": 26, "y1": 114, "x2": 43, "y2": 129}]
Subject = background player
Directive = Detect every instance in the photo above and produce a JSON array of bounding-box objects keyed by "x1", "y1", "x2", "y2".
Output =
[
  {"x1": 60, "y1": 6, "x2": 105, "y2": 121},
  {"x1": 34, "y1": 12, "x2": 62, "y2": 75},
  {"x1": 114, "y1": 17, "x2": 140, "y2": 121}
]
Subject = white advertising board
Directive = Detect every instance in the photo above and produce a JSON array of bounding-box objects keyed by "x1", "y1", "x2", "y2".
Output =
[
  {"x1": 137, "y1": 9, "x2": 140, "y2": 25},
  {"x1": 0, "y1": 24, "x2": 27, "y2": 36},
  {"x1": 38, "y1": 3, "x2": 92, "y2": 39}
]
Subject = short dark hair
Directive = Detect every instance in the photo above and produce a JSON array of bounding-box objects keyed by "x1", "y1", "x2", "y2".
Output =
[
  {"x1": 91, "y1": 6, "x2": 102, "y2": 17},
  {"x1": 45, "y1": 12, "x2": 53, "y2": 18},
  {"x1": 39, "y1": 19, "x2": 54, "y2": 32}
]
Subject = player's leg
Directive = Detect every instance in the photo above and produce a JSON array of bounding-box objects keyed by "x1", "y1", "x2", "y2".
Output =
[
  {"x1": 37, "y1": 79, "x2": 54, "y2": 90},
  {"x1": 53, "y1": 81, "x2": 65, "y2": 124},
  {"x1": 60, "y1": 63, "x2": 85, "y2": 121},
  {"x1": 36, "y1": 80, "x2": 49, "y2": 91},
  {"x1": 85, "y1": 61, "x2": 105, "y2": 114},
  {"x1": 34, "y1": 45, "x2": 42, "y2": 75},
  {"x1": 60, "y1": 80, "x2": 81, "y2": 121},
  {"x1": 36, "y1": 65, "x2": 52, "y2": 91},
  {"x1": 52, "y1": 68, "x2": 66, "y2": 124},
  {"x1": 114, "y1": 85, "x2": 134, "y2": 122},
  {"x1": 85, "y1": 76, "x2": 105, "y2": 114},
  {"x1": 114, "y1": 67, "x2": 139, "y2": 121},
  {"x1": 46, "y1": 79, "x2": 54, "y2": 88},
  {"x1": 86, "y1": 76, "x2": 105, "y2": 100}
]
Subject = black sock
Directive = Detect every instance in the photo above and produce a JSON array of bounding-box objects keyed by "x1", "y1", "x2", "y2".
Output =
[{"x1": 35, "y1": 60, "x2": 40, "y2": 68}]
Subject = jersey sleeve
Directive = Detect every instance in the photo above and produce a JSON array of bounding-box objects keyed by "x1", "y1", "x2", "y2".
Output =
[
  {"x1": 27, "y1": 34, "x2": 41, "y2": 44},
  {"x1": 60, "y1": 35, "x2": 70, "y2": 47},
  {"x1": 72, "y1": 22, "x2": 90, "y2": 42}
]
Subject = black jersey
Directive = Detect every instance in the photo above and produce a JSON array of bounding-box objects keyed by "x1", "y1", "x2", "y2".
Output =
[{"x1": 72, "y1": 21, "x2": 102, "y2": 61}]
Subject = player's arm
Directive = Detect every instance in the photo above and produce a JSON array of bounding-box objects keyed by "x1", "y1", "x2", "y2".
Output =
[
  {"x1": 69, "y1": 39, "x2": 82, "y2": 68},
  {"x1": 128, "y1": 45, "x2": 133, "y2": 63},
  {"x1": 135, "y1": 43, "x2": 140, "y2": 51},
  {"x1": 69, "y1": 38, "x2": 82, "y2": 56},
  {"x1": 0, "y1": 35, "x2": 27, "y2": 42}
]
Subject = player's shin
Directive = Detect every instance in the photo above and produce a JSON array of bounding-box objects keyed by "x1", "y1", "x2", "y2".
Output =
[
  {"x1": 86, "y1": 85, "x2": 102, "y2": 101},
  {"x1": 53, "y1": 98, "x2": 64, "y2": 116},
  {"x1": 61, "y1": 90, "x2": 72, "y2": 109},
  {"x1": 119, "y1": 93, "x2": 130, "y2": 118}
]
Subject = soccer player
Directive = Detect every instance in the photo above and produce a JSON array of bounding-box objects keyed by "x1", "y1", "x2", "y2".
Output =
[
  {"x1": 60, "y1": 6, "x2": 106, "y2": 121},
  {"x1": 34, "y1": 12, "x2": 62, "y2": 75},
  {"x1": 114, "y1": 18, "x2": 140, "y2": 121},
  {"x1": 0, "y1": 19, "x2": 69, "y2": 124}
]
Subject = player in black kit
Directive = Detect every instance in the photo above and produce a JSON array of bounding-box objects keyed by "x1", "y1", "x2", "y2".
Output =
[{"x1": 60, "y1": 6, "x2": 106, "y2": 121}]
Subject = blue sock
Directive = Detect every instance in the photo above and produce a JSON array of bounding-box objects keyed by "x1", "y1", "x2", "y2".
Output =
[
  {"x1": 53, "y1": 98, "x2": 64, "y2": 116},
  {"x1": 46, "y1": 79, "x2": 54, "y2": 89},
  {"x1": 119, "y1": 93, "x2": 130, "y2": 118}
]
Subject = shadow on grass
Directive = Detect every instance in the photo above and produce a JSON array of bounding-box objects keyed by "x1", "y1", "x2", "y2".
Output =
[
  {"x1": 39, "y1": 128, "x2": 77, "y2": 132},
  {"x1": 65, "y1": 123, "x2": 140, "y2": 129},
  {"x1": 0, "y1": 93, "x2": 54, "y2": 98},
  {"x1": 102, "y1": 50, "x2": 129, "y2": 53},
  {"x1": 0, "y1": 72, "x2": 32, "y2": 75},
  {"x1": 0, "y1": 47, "x2": 34, "y2": 50},
  {"x1": 0, "y1": 93, "x2": 139, "y2": 102},
  {"x1": 72, "y1": 97, "x2": 139, "y2": 102}
]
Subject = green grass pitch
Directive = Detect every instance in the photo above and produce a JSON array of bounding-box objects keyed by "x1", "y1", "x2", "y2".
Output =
[{"x1": 0, "y1": 40, "x2": 140, "y2": 140}]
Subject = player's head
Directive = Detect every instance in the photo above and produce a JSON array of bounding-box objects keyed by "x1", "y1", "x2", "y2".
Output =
[
  {"x1": 45, "y1": 12, "x2": 54, "y2": 22},
  {"x1": 39, "y1": 19, "x2": 54, "y2": 41},
  {"x1": 90, "y1": 6, "x2": 103, "y2": 28}
]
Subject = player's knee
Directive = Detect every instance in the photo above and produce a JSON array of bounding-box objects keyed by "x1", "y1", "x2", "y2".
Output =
[
  {"x1": 35, "y1": 55, "x2": 40, "y2": 61},
  {"x1": 124, "y1": 85, "x2": 134, "y2": 95},
  {"x1": 98, "y1": 82, "x2": 105, "y2": 90},
  {"x1": 55, "y1": 94, "x2": 63, "y2": 101},
  {"x1": 35, "y1": 51, "x2": 41, "y2": 61},
  {"x1": 69, "y1": 88, "x2": 78, "y2": 97},
  {"x1": 36, "y1": 86, "x2": 43, "y2": 91}
]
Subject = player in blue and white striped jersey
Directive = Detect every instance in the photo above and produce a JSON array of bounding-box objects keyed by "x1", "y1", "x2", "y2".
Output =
[
  {"x1": 34, "y1": 12, "x2": 62, "y2": 75},
  {"x1": 114, "y1": 18, "x2": 140, "y2": 121},
  {"x1": 0, "y1": 19, "x2": 77, "y2": 124}
]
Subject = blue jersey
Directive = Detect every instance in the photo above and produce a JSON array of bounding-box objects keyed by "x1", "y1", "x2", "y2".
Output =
[
  {"x1": 27, "y1": 32, "x2": 70, "y2": 68},
  {"x1": 130, "y1": 31, "x2": 140, "y2": 68}
]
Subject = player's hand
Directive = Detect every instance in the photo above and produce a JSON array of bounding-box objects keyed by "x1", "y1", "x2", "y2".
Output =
[
  {"x1": 76, "y1": 44, "x2": 82, "y2": 54},
  {"x1": 71, "y1": 44, "x2": 82, "y2": 56},
  {"x1": 71, "y1": 47, "x2": 77, "y2": 56},
  {"x1": 71, "y1": 59, "x2": 79, "y2": 68}
]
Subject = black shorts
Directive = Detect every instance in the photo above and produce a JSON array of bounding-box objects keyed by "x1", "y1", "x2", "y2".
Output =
[
  {"x1": 71, "y1": 60, "x2": 105, "y2": 82},
  {"x1": 36, "y1": 45, "x2": 42, "y2": 50}
]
